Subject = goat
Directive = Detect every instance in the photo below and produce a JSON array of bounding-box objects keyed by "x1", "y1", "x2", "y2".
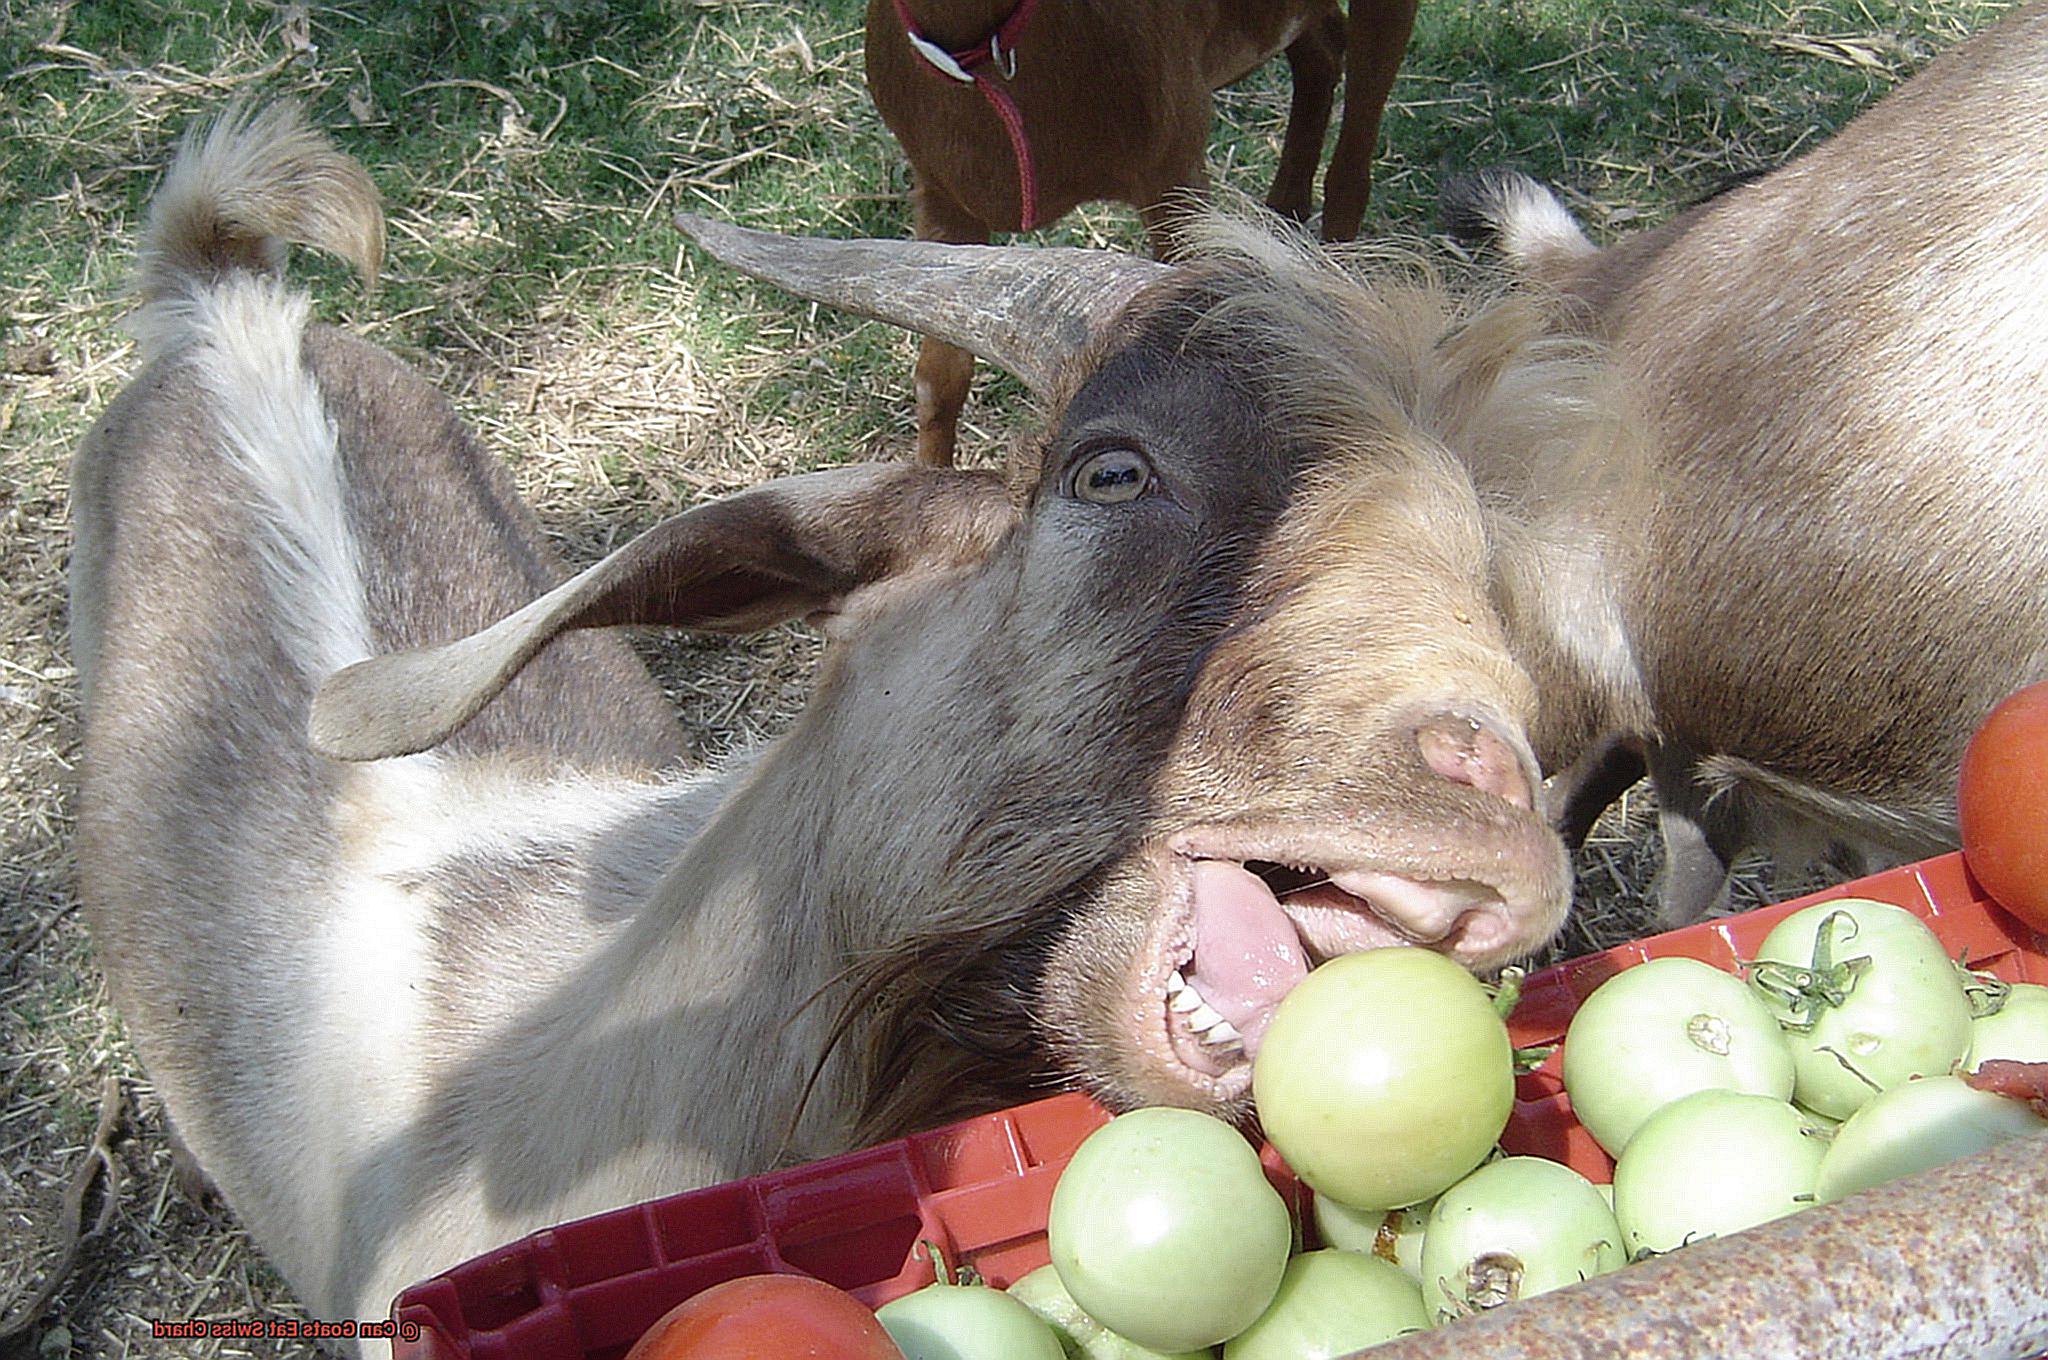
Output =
[
  {"x1": 73, "y1": 104, "x2": 1580, "y2": 1347},
  {"x1": 864, "y1": 0, "x2": 1420, "y2": 465},
  {"x1": 1438, "y1": 3, "x2": 2048, "y2": 925}
]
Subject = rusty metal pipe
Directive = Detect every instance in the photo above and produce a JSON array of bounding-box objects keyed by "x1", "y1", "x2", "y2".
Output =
[{"x1": 1350, "y1": 1129, "x2": 2048, "y2": 1360}]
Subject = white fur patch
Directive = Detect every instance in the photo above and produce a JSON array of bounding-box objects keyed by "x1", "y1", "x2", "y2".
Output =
[
  {"x1": 1534, "y1": 539, "x2": 1647, "y2": 717},
  {"x1": 1496, "y1": 177, "x2": 1597, "y2": 271},
  {"x1": 302, "y1": 757, "x2": 712, "y2": 1310},
  {"x1": 163, "y1": 274, "x2": 375, "y2": 680},
  {"x1": 314, "y1": 758, "x2": 708, "y2": 1097}
]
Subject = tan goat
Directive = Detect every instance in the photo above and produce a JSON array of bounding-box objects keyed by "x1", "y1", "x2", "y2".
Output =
[
  {"x1": 76, "y1": 5, "x2": 2048, "y2": 1337},
  {"x1": 1438, "y1": 4, "x2": 2048, "y2": 924},
  {"x1": 74, "y1": 104, "x2": 1577, "y2": 1348},
  {"x1": 865, "y1": 0, "x2": 1420, "y2": 464}
]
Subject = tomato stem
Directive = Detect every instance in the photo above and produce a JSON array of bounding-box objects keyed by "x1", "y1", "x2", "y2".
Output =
[
  {"x1": 912, "y1": 1238, "x2": 964, "y2": 1288},
  {"x1": 1747, "y1": 910, "x2": 1872, "y2": 1032},
  {"x1": 1962, "y1": 967, "x2": 2011, "y2": 1019},
  {"x1": 1489, "y1": 967, "x2": 1525, "y2": 1020}
]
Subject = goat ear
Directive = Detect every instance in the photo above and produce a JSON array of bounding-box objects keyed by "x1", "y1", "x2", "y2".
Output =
[{"x1": 309, "y1": 463, "x2": 1012, "y2": 761}]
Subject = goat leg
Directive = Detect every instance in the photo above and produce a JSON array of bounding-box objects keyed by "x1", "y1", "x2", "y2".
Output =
[
  {"x1": 911, "y1": 175, "x2": 990, "y2": 467},
  {"x1": 1267, "y1": 8, "x2": 1346, "y2": 224},
  {"x1": 1646, "y1": 740, "x2": 1744, "y2": 928},
  {"x1": 1320, "y1": 0, "x2": 1419, "y2": 242},
  {"x1": 1545, "y1": 733, "x2": 1647, "y2": 850}
]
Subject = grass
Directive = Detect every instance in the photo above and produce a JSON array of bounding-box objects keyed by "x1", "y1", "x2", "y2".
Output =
[{"x1": 0, "y1": 0, "x2": 2016, "y2": 1351}]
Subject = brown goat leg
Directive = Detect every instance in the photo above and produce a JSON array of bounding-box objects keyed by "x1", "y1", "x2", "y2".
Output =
[
  {"x1": 910, "y1": 176, "x2": 989, "y2": 467},
  {"x1": 1137, "y1": 156, "x2": 1212, "y2": 263},
  {"x1": 1320, "y1": 0, "x2": 1419, "y2": 242},
  {"x1": 1267, "y1": 8, "x2": 1345, "y2": 223},
  {"x1": 914, "y1": 336, "x2": 978, "y2": 467}
]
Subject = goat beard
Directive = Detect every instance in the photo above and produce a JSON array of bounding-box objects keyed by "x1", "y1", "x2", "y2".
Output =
[{"x1": 819, "y1": 910, "x2": 1071, "y2": 1149}]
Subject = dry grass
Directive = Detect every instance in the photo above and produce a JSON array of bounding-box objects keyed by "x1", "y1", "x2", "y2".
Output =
[{"x1": 0, "y1": 0, "x2": 2013, "y2": 1352}]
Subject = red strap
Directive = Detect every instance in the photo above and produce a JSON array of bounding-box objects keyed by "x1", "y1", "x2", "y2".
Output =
[
  {"x1": 975, "y1": 83, "x2": 1039, "y2": 231},
  {"x1": 891, "y1": 0, "x2": 1045, "y2": 231}
]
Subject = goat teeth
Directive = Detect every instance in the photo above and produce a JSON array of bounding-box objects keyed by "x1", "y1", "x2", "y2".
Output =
[
  {"x1": 1202, "y1": 1019, "x2": 1242, "y2": 1045},
  {"x1": 1170, "y1": 986, "x2": 1205, "y2": 1014},
  {"x1": 1185, "y1": 1002, "x2": 1226, "y2": 1032},
  {"x1": 1166, "y1": 969, "x2": 1186, "y2": 994}
]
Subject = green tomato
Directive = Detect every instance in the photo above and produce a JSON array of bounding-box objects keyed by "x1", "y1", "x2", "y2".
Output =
[
  {"x1": 1253, "y1": 949, "x2": 1514, "y2": 1211},
  {"x1": 1613, "y1": 1091, "x2": 1827, "y2": 1257},
  {"x1": 1048, "y1": 1108, "x2": 1290, "y2": 1352},
  {"x1": 1815, "y1": 1074, "x2": 2048, "y2": 1203},
  {"x1": 1792, "y1": 1104, "x2": 1842, "y2": 1133},
  {"x1": 1749, "y1": 899, "x2": 1973, "y2": 1119},
  {"x1": 1966, "y1": 982, "x2": 2048, "y2": 1068},
  {"x1": 1222, "y1": 1251, "x2": 1428, "y2": 1360},
  {"x1": 1561, "y1": 957, "x2": 1795, "y2": 1156},
  {"x1": 1005, "y1": 1266, "x2": 1208, "y2": 1360},
  {"x1": 1312, "y1": 1192, "x2": 1433, "y2": 1284},
  {"x1": 876, "y1": 1281, "x2": 1066, "y2": 1360},
  {"x1": 1419, "y1": 1157, "x2": 1624, "y2": 1324}
]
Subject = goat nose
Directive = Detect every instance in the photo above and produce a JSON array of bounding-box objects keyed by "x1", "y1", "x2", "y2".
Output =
[{"x1": 1415, "y1": 713, "x2": 1534, "y2": 811}]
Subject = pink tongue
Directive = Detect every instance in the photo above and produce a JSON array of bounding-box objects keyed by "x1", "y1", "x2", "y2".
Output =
[{"x1": 1185, "y1": 860, "x2": 1310, "y2": 1058}]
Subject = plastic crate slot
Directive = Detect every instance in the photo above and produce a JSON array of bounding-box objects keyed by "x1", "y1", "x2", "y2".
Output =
[
  {"x1": 1514, "y1": 1061, "x2": 1564, "y2": 1103},
  {"x1": 772, "y1": 1207, "x2": 926, "y2": 1292},
  {"x1": 913, "y1": 1112, "x2": 1025, "y2": 1192},
  {"x1": 482, "y1": 1302, "x2": 583, "y2": 1360},
  {"x1": 530, "y1": 1213, "x2": 640, "y2": 1291},
  {"x1": 448, "y1": 1251, "x2": 546, "y2": 1333},
  {"x1": 649, "y1": 1180, "x2": 762, "y2": 1263},
  {"x1": 561, "y1": 1252, "x2": 772, "y2": 1357},
  {"x1": 757, "y1": 1148, "x2": 927, "y2": 1292},
  {"x1": 1504, "y1": 973, "x2": 1577, "y2": 1048},
  {"x1": 1009, "y1": 1092, "x2": 1112, "y2": 1167},
  {"x1": 930, "y1": 1165, "x2": 1063, "y2": 1260},
  {"x1": 1504, "y1": 1093, "x2": 1611, "y2": 1180},
  {"x1": 955, "y1": 1237, "x2": 1052, "y2": 1292}
]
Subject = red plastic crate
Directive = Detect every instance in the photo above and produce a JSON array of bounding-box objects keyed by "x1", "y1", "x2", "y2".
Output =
[{"x1": 391, "y1": 852, "x2": 2048, "y2": 1359}]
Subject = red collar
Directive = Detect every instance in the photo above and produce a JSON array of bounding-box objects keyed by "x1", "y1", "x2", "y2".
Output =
[{"x1": 890, "y1": 0, "x2": 1046, "y2": 231}]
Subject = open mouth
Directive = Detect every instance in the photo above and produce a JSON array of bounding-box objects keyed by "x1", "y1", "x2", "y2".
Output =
[{"x1": 1149, "y1": 843, "x2": 1521, "y2": 1094}]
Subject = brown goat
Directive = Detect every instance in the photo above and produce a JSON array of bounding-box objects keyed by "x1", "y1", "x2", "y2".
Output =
[
  {"x1": 74, "y1": 105, "x2": 1575, "y2": 1346},
  {"x1": 1441, "y1": 4, "x2": 2048, "y2": 925},
  {"x1": 865, "y1": 0, "x2": 1419, "y2": 464}
]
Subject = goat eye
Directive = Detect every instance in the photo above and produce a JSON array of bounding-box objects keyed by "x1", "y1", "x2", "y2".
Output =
[{"x1": 1071, "y1": 447, "x2": 1153, "y2": 504}]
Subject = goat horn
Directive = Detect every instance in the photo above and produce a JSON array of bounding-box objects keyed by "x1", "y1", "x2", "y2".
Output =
[{"x1": 676, "y1": 215, "x2": 1170, "y2": 394}]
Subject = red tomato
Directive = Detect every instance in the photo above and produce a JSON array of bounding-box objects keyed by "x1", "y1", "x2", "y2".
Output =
[
  {"x1": 624, "y1": 1274, "x2": 905, "y2": 1360},
  {"x1": 1959, "y1": 681, "x2": 2048, "y2": 931}
]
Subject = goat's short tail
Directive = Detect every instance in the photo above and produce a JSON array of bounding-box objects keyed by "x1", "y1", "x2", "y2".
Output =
[
  {"x1": 135, "y1": 102, "x2": 383, "y2": 311},
  {"x1": 124, "y1": 102, "x2": 389, "y2": 680},
  {"x1": 1439, "y1": 167, "x2": 1597, "y2": 277}
]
